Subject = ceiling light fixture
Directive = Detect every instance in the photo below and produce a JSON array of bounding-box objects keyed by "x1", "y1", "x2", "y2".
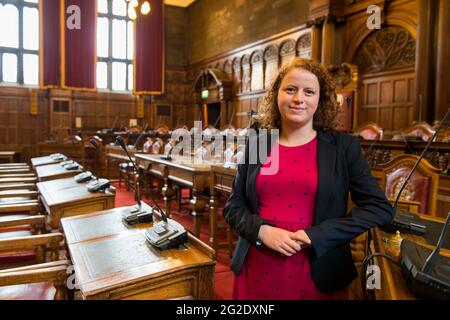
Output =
[{"x1": 126, "y1": 0, "x2": 151, "y2": 19}]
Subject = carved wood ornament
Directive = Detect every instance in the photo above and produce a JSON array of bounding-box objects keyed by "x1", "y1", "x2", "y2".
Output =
[{"x1": 354, "y1": 26, "x2": 415, "y2": 73}]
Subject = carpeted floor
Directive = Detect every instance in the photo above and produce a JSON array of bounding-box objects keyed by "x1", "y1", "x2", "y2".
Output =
[{"x1": 112, "y1": 182, "x2": 235, "y2": 300}]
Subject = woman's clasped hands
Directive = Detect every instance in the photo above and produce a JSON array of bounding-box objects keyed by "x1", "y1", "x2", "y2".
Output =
[{"x1": 258, "y1": 225, "x2": 312, "y2": 256}]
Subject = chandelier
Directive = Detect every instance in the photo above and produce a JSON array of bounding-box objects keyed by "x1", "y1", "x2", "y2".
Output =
[{"x1": 126, "y1": 0, "x2": 151, "y2": 20}]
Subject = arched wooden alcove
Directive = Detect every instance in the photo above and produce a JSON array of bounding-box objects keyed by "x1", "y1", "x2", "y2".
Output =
[{"x1": 192, "y1": 68, "x2": 232, "y2": 129}]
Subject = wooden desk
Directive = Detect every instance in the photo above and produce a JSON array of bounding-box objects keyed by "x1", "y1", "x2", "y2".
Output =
[
  {"x1": 31, "y1": 155, "x2": 65, "y2": 169},
  {"x1": 372, "y1": 214, "x2": 450, "y2": 300},
  {"x1": 359, "y1": 138, "x2": 450, "y2": 172},
  {"x1": 136, "y1": 154, "x2": 213, "y2": 237},
  {"x1": 0, "y1": 151, "x2": 20, "y2": 163},
  {"x1": 35, "y1": 177, "x2": 80, "y2": 192},
  {"x1": 37, "y1": 143, "x2": 85, "y2": 167},
  {"x1": 35, "y1": 163, "x2": 83, "y2": 182},
  {"x1": 209, "y1": 164, "x2": 237, "y2": 256},
  {"x1": 61, "y1": 204, "x2": 215, "y2": 300},
  {"x1": 37, "y1": 180, "x2": 115, "y2": 229}
]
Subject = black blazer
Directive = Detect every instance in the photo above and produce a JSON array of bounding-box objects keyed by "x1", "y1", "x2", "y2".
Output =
[{"x1": 223, "y1": 129, "x2": 394, "y2": 293}]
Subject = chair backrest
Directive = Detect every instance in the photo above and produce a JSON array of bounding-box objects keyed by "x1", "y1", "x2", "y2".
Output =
[
  {"x1": 155, "y1": 124, "x2": 170, "y2": 135},
  {"x1": 379, "y1": 154, "x2": 440, "y2": 216},
  {"x1": 143, "y1": 137, "x2": 154, "y2": 153},
  {"x1": 356, "y1": 122, "x2": 383, "y2": 140},
  {"x1": 401, "y1": 122, "x2": 435, "y2": 141},
  {"x1": 151, "y1": 138, "x2": 163, "y2": 154}
]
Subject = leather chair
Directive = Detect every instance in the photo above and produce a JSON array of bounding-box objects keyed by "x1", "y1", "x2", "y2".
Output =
[
  {"x1": 400, "y1": 122, "x2": 435, "y2": 141},
  {"x1": 356, "y1": 122, "x2": 383, "y2": 140},
  {"x1": 118, "y1": 162, "x2": 135, "y2": 191},
  {"x1": 0, "y1": 166, "x2": 32, "y2": 174},
  {"x1": 151, "y1": 138, "x2": 164, "y2": 154},
  {"x1": 155, "y1": 124, "x2": 170, "y2": 135},
  {"x1": 0, "y1": 232, "x2": 68, "y2": 300},
  {"x1": 379, "y1": 154, "x2": 440, "y2": 216},
  {"x1": 0, "y1": 215, "x2": 47, "y2": 267},
  {"x1": 0, "y1": 163, "x2": 28, "y2": 168}
]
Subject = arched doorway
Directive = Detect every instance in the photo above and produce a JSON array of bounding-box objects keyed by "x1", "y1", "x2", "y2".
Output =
[
  {"x1": 352, "y1": 26, "x2": 416, "y2": 131},
  {"x1": 192, "y1": 68, "x2": 232, "y2": 129}
]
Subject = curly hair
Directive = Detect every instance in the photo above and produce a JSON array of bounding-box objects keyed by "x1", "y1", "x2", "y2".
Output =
[{"x1": 258, "y1": 58, "x2": 340, "y2": 130}]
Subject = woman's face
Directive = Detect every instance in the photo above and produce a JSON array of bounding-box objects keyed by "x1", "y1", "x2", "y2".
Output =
[{"x1": 277, "y1": 67, "x2": 320, "y2": 129}]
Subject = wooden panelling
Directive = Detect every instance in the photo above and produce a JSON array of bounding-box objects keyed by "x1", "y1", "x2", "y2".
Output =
[
  {"x1": 186, "y1": 26, "x2": 312, "y2": 129},
  {"x1": 0, "y1": 87, "x2": 48, "y2": 161},
  {"x1": 2, "y1": 0, "x2": 449, "y2": 162},
  {"x1": 359, "y1": 70, "x2": 415, "y2": 131}
]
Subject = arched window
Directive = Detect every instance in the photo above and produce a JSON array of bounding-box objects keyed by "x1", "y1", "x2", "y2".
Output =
[
  {"x1": 97, "y1": 0, "x2": 134, "y2": 92},
  {"x1": 0, "y1": 0, "x2": 39, "y2": 85}
]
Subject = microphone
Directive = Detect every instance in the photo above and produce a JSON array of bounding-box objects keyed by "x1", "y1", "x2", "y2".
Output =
[
  {"x1": 110, "y1": 116, "x2": 118, "y2": 133},
  {"x1": 384, "y1": 108, "x2": 450, "y2": 235},
  {"x1": 116, "y1": 136, "x2": 188, "y2": 251},
  {"x1": 115, "y1": 136, "x2": 188, "y2": 250},
  {"x1": 115, "y1": 136, "x2": 142, "y2": 208},
  {"x1": 133, "y1": 123, "x2": 148, "y2": 150},
  {"x1": 161, "y1": 142, "x2": 174, "y2": 161},
  {"x1": 90, "y1": 138, "x2": 100, "y2": 151},
  {"x1": 115, "y1": 135, "x2": 153, "y2": 225},
  {"x1": 400, "y1": 212, "x2": 450, "y2": 299},
  {"x1": 421, "y1": 213, "x2": 449, "y2": 274}
]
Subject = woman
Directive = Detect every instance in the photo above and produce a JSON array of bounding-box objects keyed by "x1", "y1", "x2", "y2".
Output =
[{"x1": 223, "y1": 58, "x2": 393, "y2": 300}]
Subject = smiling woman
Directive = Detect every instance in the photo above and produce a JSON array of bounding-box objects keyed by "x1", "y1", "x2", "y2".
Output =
[
  {"x1": 258, "y1": 58, "x2": 340, "y2": 134},
  {"x1": 276, "y1": 68, "x2": 321, "y2": 145},
  {"x1": 223, "y1": 57, "x2": 393, "y2": 300}
]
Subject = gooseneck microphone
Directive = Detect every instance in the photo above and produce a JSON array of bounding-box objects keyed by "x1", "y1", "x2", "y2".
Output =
[
  {"x1": 133, "y1": 123, "x2": 149, "y2": 150},
  {"x1": 422, "y1": 213, "x2": 449, "y2": 274},
  {"x1": 381, "y1": 108, "x2": 450, "y2": 235},
  {"x1": 115, "y1": 135, "x2": 188, "y2": 250},
  {"x1": 400, "y1": 212, "x2": 450, "y2": 299},
  {"x1": 362, "y1": 108, "x2": 450, "y2": 299},
  {"x1": 392, "y1": 108, "x2": 450, "y2": 212},
  {"x1": 115, "y1": 136, "x2": 143, "y2": 209}
]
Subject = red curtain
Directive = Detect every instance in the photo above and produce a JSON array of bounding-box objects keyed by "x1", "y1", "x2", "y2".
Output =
[
  {"x1": 63, "y1": 0, "x2": 97, "y2": 90},
  {"x1": 39, "y1": 0, "x2": 96, "y2": 91},
  {"x1": 39, "y1": 0, "x2": 61, "y2": 88},
  {"x1": 134, "y1": 0, "x2": 164, "y2": 95}
]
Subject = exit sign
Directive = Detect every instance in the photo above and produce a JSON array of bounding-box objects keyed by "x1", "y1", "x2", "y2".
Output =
[{"x1": 201, "y1": 90, "x2": 209, "y2": 99}]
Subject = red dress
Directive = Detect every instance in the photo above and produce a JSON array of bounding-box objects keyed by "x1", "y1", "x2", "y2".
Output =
[{"x1": 232, "y1": 137, "x2": 347, "y2": 300}]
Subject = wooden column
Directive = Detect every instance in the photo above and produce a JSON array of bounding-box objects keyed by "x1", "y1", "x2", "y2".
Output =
[
  {"x1": 220, "y1": 100, "x2": 227, "y2": 129},
  {"x1": 321, "y1": 16, "x2": 335, "y2": 66},
  {"x1": 310, "y1": 20, "x2": 322, "y2": 63},
  {"x1": 434, "y1": 0, "x2": 450, "y2": 120},
  {"x1": 414, "y1": 0, "x2": 436, "y2": 122}
]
